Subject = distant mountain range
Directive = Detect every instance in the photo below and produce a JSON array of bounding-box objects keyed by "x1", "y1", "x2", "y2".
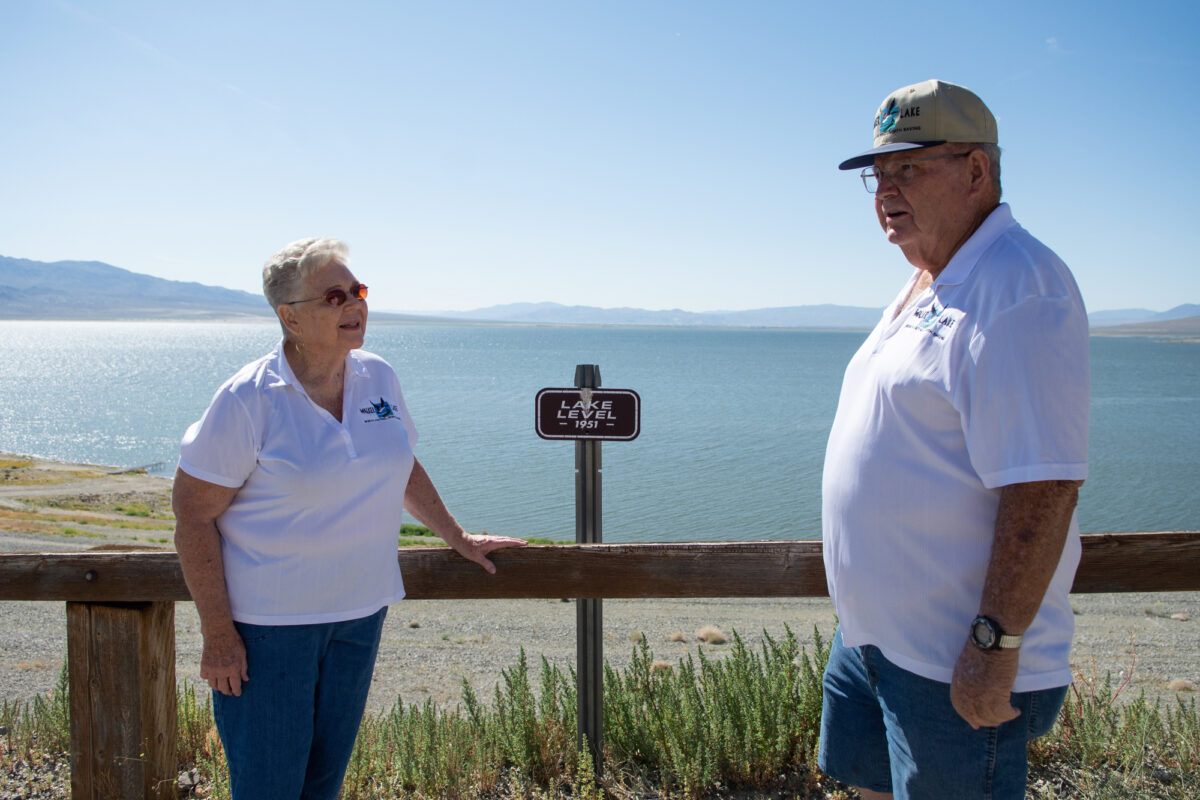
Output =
[
  {"x1": 1087, "y1": 305, "x2": 1200, "y2": 326},
  {"x1": 3, "y1": 254, "x2": 1197, "y2": 334},
  {"x1": 1087, "y1": 313, "x2": 1200, "y2": 338},
  {"x1": 422, "y1": 301, "x2": 885, "y2": 328},
  {"x1": 0, "y1": 255, "x2": 429, "y2": 322},
  {"x1": 0, "y1": 255, "x2": 272, "y2": 319}
]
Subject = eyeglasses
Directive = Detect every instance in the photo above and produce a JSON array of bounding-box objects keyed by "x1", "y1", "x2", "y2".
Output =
[
  {"x1": 285, "y1": 283, "x2": 369, "y2": 307},
  {"x1": 860, "y1": 152, "x2": 971, "y2": 193}
]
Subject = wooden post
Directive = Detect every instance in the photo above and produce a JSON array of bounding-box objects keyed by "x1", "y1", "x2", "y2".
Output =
[{"x1": 66, "y1": 601, "x2": 177, "y2": 800}]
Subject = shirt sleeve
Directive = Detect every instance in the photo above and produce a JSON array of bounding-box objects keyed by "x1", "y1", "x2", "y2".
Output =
[
  {"x1": 177, "y1": 386, "x2": 259, "y2": 488},
  {"x1": 959, "y1": 294, "x2": 1090, "y2": 489},
  {"x1": 385, "y1": 364, "x2": 419, "y2": 448},
  {"x1": 395, "y1": 387, "x2": 418, "y2": 448}
]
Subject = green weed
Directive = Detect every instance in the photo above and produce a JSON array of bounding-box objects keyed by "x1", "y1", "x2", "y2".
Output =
[
  {"x1": 3, "y1": 629, "x2": 1197, "y2": 799},
  {"x1": 59, "y1": 527, "x2": 102, "y2": 538}
]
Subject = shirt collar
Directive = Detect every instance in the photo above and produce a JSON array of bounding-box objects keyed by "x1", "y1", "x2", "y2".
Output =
[
  {"x1": 934, "y1": 202, "x2": 1016, "y2": 287},
  {"x1": 265, "y1": 341, "x2": 368, "y2": 389},
  {"x1": 346, "y1": 350, "x2": 370, "y2": 380},
  {"x1": 265, "y1": 341, "x2": 290, "y2": 389}
]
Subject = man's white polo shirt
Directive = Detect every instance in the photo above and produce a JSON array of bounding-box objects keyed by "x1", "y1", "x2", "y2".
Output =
[
  {"x1": 179, "y1": 344, "x2": 417, "y2": 625},
  {"x1": 822, "y1": 204, "x2": 1089, "y2": 691}
]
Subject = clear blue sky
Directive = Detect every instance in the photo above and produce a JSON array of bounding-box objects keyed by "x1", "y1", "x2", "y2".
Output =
[{"x1": 2, "y1": 0, "x2": 1197, "y2": 314}]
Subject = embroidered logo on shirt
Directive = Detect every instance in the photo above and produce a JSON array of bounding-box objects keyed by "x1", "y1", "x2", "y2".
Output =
[
  {"x1": 359, "y1": 397, "x2": 398, "y2": 422},
  {"x1": 903, "y1": 303, "x2": 961, "y2": 340},
  {"x1": 920, "y1": 303, "x2": 944, "y2": 329}
]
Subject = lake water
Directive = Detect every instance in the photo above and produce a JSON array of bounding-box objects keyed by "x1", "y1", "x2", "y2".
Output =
[{"x1": 1, "y1": 321, "x2": 1196, "y2": 542}]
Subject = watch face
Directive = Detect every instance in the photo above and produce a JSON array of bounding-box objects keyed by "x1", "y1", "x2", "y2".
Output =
[{"x1": 971, "y1": 617, "x2": 996, "y2": 649}]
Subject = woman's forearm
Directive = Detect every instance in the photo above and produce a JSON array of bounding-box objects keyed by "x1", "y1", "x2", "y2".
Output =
[
  {"x1": 172, "y1": 469, "x2": 240, "y2": 634},
  {"x1": 403, "y1": 458, "x2": 469, "y2": 545},
  {"x1": 404, "y1": 458, "x2": 526, "y2": 573}
]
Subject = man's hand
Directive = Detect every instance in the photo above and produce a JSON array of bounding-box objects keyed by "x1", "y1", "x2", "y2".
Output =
[
  {"x1": 449, "y1": 532, "x2": 527, "y2": 574},
  {"x1": 201, "y1": 625, "x2": 249, "y2": 697},
  {"x1": 950, "y1": 640, "x2": 1020, "y2": 729}
]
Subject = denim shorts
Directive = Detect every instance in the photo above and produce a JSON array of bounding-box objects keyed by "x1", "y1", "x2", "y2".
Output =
[
  {"x1": 212, "y1": 606, "x2": 387, "y2": 800},
  {"x1": 818, "y1": 627, "x2": 1066, "y2": 800}
]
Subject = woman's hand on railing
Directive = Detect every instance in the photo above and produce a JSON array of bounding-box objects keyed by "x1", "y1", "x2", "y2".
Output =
[{"x1": 446, "y1": 532, "x2": 527, "y2": 575}]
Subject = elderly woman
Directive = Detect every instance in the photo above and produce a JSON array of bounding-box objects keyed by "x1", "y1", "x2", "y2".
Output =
[{"x1": 172, "y1": 236, "x2": 525, "y2": 800}]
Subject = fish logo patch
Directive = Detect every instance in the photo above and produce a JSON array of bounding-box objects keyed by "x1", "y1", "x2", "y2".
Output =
[
  {"x1": 878, "y1": 103, "x2": 900, "y2": 134},
  {"x1": 359, "y1": 397, "x2": 399, "y2": 422}
]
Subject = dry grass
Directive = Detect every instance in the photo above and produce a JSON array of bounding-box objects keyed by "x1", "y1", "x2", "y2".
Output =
[
  {"x1": 0, "y1": 511, "x2": 61, "y2": 535},
  {"x1": 0, "y1": 457, "x2": 35, "y2": 470},
  {"x1": 0, "y1": 508, "x2": 174, "y2": 541},
  {"x1": 695, "y1": 624, "x2": 727, "y2": 644},
  {"x1": 36, "y1": 492, "x2": 173, "y2": 518},
  {"x1": 0, "y1": 463, "x2": 105, "y2": 486}
]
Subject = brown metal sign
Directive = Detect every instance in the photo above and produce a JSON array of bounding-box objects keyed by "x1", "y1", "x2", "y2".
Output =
[{"x1": 535, "y1": 388, "x2": 640, "y2": 441}]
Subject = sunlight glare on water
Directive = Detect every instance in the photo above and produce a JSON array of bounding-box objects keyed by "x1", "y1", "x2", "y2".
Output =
[{"x1": 1, "y1": 321, "x2": 1196, "y2": 541}]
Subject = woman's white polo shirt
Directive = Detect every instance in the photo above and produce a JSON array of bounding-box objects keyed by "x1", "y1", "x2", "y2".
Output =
[{"x1": 179, "y1": 344, "x2": 417, "y2": 625}]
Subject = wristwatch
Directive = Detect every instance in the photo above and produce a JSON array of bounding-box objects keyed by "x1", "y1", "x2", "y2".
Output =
[{"x1": 969, "y1": 615, "x2": 1022, "y2": 651}]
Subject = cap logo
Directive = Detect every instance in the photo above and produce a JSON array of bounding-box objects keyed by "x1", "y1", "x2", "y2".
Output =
[{"x1": 877, "y1": 102, "x2": 900, "y2": 133}]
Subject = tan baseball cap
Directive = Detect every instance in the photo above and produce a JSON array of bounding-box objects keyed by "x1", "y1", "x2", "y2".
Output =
[{"x1": 838, "y1": 79, "x2": 997, "y2": 170}]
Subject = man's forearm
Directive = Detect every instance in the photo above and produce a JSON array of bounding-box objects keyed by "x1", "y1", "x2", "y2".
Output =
[
  {"x1": 949, "y1": 479, "x2": 1083, "y2": 727},
  {"x1": 978, "y1": 479, "x2": 1083, "y2": 634}
]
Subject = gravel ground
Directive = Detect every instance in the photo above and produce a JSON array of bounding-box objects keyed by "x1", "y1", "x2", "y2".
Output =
[
  {"x1": 1, "y1": 456, "x2": 1197, "y2": 714},
  {"x1": 2, "y1": 563, "x2": 1197, "y2": 714}
]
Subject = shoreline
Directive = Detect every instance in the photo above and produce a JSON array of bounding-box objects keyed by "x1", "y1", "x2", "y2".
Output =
[
  {"x1": 1, "y1": 453, "x2": 1197, "y2": 713},
  {"x1": 4, "y1": 316, "x2": 1200, "y2": 339}
]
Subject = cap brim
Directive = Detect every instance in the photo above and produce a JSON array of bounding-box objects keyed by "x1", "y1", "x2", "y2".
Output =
[{"x1": 837, "y1": 140, "x2": 946, "y2": 171}]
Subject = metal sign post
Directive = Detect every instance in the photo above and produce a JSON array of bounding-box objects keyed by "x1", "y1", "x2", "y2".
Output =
[
  {"x1": 534, "y1": 365, "x2": 640, "y2": 776},
  {"x1": 573, "y1": 364, "x2": 603, "y2": 772}
]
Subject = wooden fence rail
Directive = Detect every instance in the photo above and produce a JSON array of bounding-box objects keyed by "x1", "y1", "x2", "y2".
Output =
[
  {"x1": 2, "y1": 531, "x2": 1199, "y2": 799},
  {"x1": 5, "y1": 532, "x2": 1200, "y2": 603}
]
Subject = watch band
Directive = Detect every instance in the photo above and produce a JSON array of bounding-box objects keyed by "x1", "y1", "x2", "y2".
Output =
[{"x1": 995, "y1": 631, "x2": 1023, "y2": 649}]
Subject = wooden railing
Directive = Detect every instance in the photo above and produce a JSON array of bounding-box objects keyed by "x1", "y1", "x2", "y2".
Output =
[{"x1": 2, "y1": 532, "x2": 1199, "y2": 799}]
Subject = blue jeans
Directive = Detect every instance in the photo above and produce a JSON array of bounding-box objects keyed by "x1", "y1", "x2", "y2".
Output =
[
  {"x1": 212, "y1": 607, "x2": 387, "y2": 800},
  {"x1": 818, "y1": 627, "x2": 1067, "y2": 800}
]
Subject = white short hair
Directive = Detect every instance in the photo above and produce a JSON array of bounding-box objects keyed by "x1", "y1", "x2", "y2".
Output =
[{"x1": 261, "y1": 237, "x2": 348, "y2": 310}]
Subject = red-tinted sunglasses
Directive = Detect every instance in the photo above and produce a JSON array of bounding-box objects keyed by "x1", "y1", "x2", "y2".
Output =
[{"x1": 285, "y1": 283, "x2": 368, "y2": 307}]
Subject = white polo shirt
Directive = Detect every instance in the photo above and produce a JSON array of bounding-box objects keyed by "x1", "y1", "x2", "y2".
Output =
[
  {"x1": 179, "y1": 343, "x2": 418, "y2": 625},
  {"x1": 822, "y1": 204, "x2": 1089, "y2": 691}
]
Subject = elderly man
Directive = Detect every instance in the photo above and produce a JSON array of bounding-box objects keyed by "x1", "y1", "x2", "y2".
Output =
[{"x1": 818, "y1": 80, "x2": 1089, "y2": 799}]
